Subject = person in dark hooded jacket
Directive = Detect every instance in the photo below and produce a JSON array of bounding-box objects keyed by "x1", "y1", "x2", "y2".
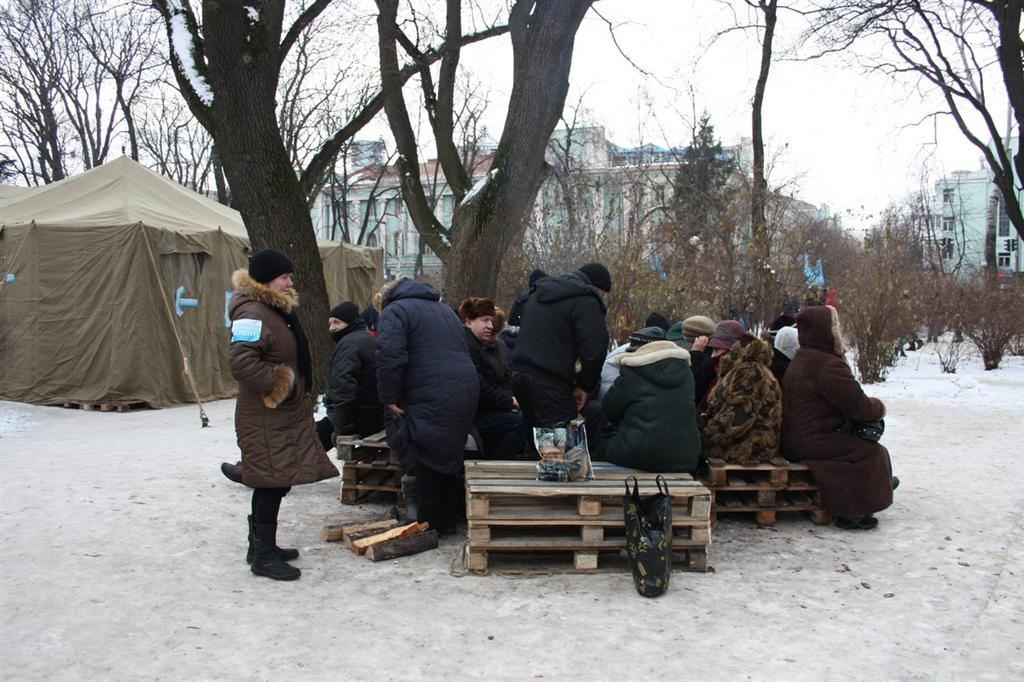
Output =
[
  {"x1": 324, "y1": 301, "x2": 383, "y2": 439},
  {"x1": 375, "y1": 278, "x2": 479, "y2": 534},
  {"x1": 600, "y1": 331, "x2": 701, "y2": 473},
  {"x1": 781, "y1": 305, "x2": 895, "y2": 530},
  {"x1": 511, "y1": 263, "x2": 611, "y2": 452}
]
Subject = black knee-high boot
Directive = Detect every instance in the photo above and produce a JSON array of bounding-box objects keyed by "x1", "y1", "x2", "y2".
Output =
[
  {"x1": 251, "y1": 523, "x2": 301, "y2": 581},
  {"x1": 246, "y1": 514, "x2": 299, "y2": 564}
]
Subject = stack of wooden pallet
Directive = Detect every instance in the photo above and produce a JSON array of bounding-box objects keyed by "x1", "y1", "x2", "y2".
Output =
[
  {"x1": 335, "y1": 431, "x2": 404, "y2": 505},
  {"x1": 699, "y1": 457, "x2": 831, "y2": 527},
  {"x1": 321, "y1": 518, "x2": 438, "y2": 561},
  {"x1": 462, "y1": 461, "x2": 713, "y2": 575}
]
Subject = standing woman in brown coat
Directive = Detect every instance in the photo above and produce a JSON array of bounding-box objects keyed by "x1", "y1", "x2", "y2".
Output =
[
  {"x1": 228, "y1": 249, "x2": 339, "y2": 580},
  {"x1": 781, "y1": 306, "x2": 895, "y2": 530}
]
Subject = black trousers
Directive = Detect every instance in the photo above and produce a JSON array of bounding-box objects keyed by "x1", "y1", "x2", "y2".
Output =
[
  {"x1": 414, "y1": 463, "x2": 462, "y2": 535},
  {"x1": 251, "y1": 487, "x2": 291, "y2": 525},
  {"x1": 513, "y1": 371, "x2": 605, "y2": 454}
]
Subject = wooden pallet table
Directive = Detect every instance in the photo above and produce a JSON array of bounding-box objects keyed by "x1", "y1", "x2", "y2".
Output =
[
  {"x1": 699, "y1": 457, "x2": 831, "y2": 527},
  {"x1": 463, "y1": 460, "x2": 711, "y2": 575},
  {"x1": 336, "y1": 431, "x2": 403, "y2": 505}
]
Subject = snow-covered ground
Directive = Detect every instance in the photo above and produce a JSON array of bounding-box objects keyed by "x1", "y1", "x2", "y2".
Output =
[{"x1": 1, "y1": 346, "x2": 1022, "y2": 680}]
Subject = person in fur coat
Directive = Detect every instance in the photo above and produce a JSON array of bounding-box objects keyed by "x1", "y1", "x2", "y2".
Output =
[
  {"x1": 228, "y1": 249, "x2": 339, "y2": 581},
  {"x1": 781, "y1": 305, "x2": 895, "y2": 530},
  {"x1": 701, "y1": 333, "x2": 783, "y2": 465}
]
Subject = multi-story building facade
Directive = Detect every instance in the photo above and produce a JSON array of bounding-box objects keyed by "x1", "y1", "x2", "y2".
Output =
[
  {"x1": 928, "y1": 136, "x2": 1022, "y2": 276},
  {"x1": 308, "y1": 127, "x2": 780, "y2": 280}
]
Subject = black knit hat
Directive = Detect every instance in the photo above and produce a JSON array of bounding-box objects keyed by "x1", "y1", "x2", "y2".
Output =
[
  {"x1": 249, "y1": 249, "x2": 294, "y2": 284},
  {"x1": 578, "y1": 262, "x2": 612, "y2": 293},
  {"x1": 329, "y1": 301, "x2": 360, "y2": 324},
  {"x1": 644, "y1": 311, "x2": 671, "y2": 331},
  {"x1": 528, "y1": 268, "x2": 547, "y2": 286},
  {"x1": 628, "y1": 326, "x2": 666, "y2": 350}
]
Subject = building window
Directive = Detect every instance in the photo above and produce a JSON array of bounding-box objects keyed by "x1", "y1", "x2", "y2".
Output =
[
  {"x1": 1004, "y1": 238, "x2": 1019, "y2": 254},
  {"x1": 942, "y1": 188, "x2": 954, "y2": 204},
  {"x1": 997, "y1": 199, "x2": 1011, "y2": 237},
  {"x1": 393, "y1": 231, "x2": 403, "y2": 258},
  {"x1": 942, "y1": 217, "x2": 955, "y2": 233},
  {"x1": 997, "y1": 253, "x2": 1011, "y2": 268}
]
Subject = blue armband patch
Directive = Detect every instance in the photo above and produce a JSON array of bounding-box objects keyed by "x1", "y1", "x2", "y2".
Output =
[{"x1": 231, "y1": 319, "x2": 262, "y2": 343}]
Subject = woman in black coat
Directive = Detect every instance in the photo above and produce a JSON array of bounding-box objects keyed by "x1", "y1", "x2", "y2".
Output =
[{"x1": 375, "y1": 278, "x2": 479, "y2": 534}]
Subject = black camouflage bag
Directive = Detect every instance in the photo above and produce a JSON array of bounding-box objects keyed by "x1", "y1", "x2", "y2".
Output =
[{"x1": 623, "y1": 475, "x2": 673, "y2": 598}]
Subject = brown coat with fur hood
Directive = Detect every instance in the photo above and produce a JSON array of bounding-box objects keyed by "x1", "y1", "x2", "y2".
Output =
[
  {"x1": 228, "y1": 270, "x2": 338, "y2": 488},
  {"x1": 780, "y1": 306, "x2": 892, "y2": 517},
  {"x1": 701, "y1": 334, "x2": 783, "y2": 465}
]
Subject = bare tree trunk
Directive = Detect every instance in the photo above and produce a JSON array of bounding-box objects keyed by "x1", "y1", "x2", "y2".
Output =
[
  {"x1": 441, "y1": 0, "x2": 593, "y2": 301},
  {"x1": 750, "y1": 0, "x2": 777, "y2": 327}
]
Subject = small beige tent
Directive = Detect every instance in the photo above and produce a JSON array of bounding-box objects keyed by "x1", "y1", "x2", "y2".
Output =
[{"x1": 0, "y1": 156, "x2": 383, "y2": 408}]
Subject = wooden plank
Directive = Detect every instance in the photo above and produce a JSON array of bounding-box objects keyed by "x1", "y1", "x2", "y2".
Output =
[
  {"x1": 350, "y1": 522, "x2": 428, "y2": 555},
  {"x1": 465, "y1": 548, "x2": 709, "y2": 575},
  {"x1": 467, "y1": 549, "x2": 489, "y2": 572},
  {"x1": 469, "y1": 530, "x2": 706, "y2": 552},
  {"x1": 756, "y1": 510, "x2": 776, "y2": 527},
  {"x1": 365, "y1": 530, "x2": 438, "y2": 561},
  {"x1": 465, "y1": 504, "x2": 709, "y2": 526},
  {"x1": 580, "y1": 526, "x2": 604, "y2": 543},
  {"x1": 756, "y1": 489, "x2": 777, "y2": 507},
  {"x1": 463, "y1": 460, "x2": 694, "y2": 482},
  {"x1": 466, "y1": 479, "x2": 709, "y2": 498}
]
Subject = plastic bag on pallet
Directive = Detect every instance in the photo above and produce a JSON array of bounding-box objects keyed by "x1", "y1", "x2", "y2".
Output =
[
  {"x1": 623, "y1": 475, "x2": 673, "y2": 598},
  {"x1": 534, "y1": 418, "x2": 593, "y2": 482}
]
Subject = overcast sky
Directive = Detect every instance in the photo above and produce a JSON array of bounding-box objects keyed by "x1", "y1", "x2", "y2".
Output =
[{"x1": 453, "y1": 1, "x2": 1007, "y2": 225}]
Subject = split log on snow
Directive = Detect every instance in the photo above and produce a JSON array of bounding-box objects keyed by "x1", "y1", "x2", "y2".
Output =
[
  {"x1": 350, "y1": 522, "x2": 429, "y2": 555},
  {"x1": 321, "y1": 525, "x2": 347, "y2": 542},
  {"x1": 339, "y1": 519, "x2": 402, "y2": 549},
  {"x1": 365, "y1": 529, "x2": 439, "y2": 562}
]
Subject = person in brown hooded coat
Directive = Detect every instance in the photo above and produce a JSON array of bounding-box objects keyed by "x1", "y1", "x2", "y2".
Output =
[
  {"x1": 228, "y1": 249, "x2": 339, "y2": 580},
  {"x1": 781, "y1": 305, "x2": 895, "y2": 529},
  {"x1": 701, "y1": 333, "x2": 782, "y2": 465}
]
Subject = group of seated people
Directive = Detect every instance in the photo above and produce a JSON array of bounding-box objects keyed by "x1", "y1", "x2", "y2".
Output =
[{"x1": 230, "y1": 267, "x2": 895, "y2": 534}]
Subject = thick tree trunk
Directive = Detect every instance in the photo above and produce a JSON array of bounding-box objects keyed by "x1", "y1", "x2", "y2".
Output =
[
  {"x1": 441, "y1": 0, "x2": 593, "y2": 302},
  {"x1": 200, "y1": 0, "x2": 332, "y2": 394}
]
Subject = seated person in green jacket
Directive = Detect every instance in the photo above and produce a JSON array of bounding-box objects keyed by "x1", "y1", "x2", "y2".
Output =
[{"x1": 599, "y1": 327, "x2": 701, "y2": 473}]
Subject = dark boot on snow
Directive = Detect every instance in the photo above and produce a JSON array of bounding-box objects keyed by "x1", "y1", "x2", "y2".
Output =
[
  {"x1": 220, "y1": 461, "x2": 244, "y2": 484},
  {"x1": 245, "y1": 515, "x2": 298, "y2": 564},
  {"x1": 251, "y1": 523, "x2": 301, "y2": 581}
]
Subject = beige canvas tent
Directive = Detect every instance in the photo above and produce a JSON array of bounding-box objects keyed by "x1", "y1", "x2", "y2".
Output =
[{"x1": 0, "y1": 156, "x2": 382, "y2": 408}]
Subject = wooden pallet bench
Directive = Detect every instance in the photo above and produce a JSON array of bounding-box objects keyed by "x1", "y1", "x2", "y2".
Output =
[
  {"x1": 699, "y1": 457, "x2": 831, "y2": 527},
  {"x1": 61, "y1": 400, "x2": 148, "y2": 413},
  {"x1": 463, "y1": 460, "x2": 712, "y2": 575},
  {"x1": 336, "y1": 431, "x2": 402, "y2": 505}
]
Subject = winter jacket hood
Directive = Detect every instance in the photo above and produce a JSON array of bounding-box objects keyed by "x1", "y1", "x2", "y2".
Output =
[
  {"x1": 797, "y1": 305, "x2": 846, "y2": 356},
  {"x1": 617, "y1": 341, "x2": 691, "y2": 388},
  {"x1": 382, "y1": 277, "x2": 441, "y2": 307},
  {"x1": 534, "y1": 272, "x2": 607, "y2": 312}
]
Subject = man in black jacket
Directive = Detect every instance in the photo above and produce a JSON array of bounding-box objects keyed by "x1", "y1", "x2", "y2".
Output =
[
  {"x1": 511, "y1": 263, "x2": 611, "y2": 452},
  {"x1": 321, "y1": 302, "x2": 383, "y2": 443}
]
